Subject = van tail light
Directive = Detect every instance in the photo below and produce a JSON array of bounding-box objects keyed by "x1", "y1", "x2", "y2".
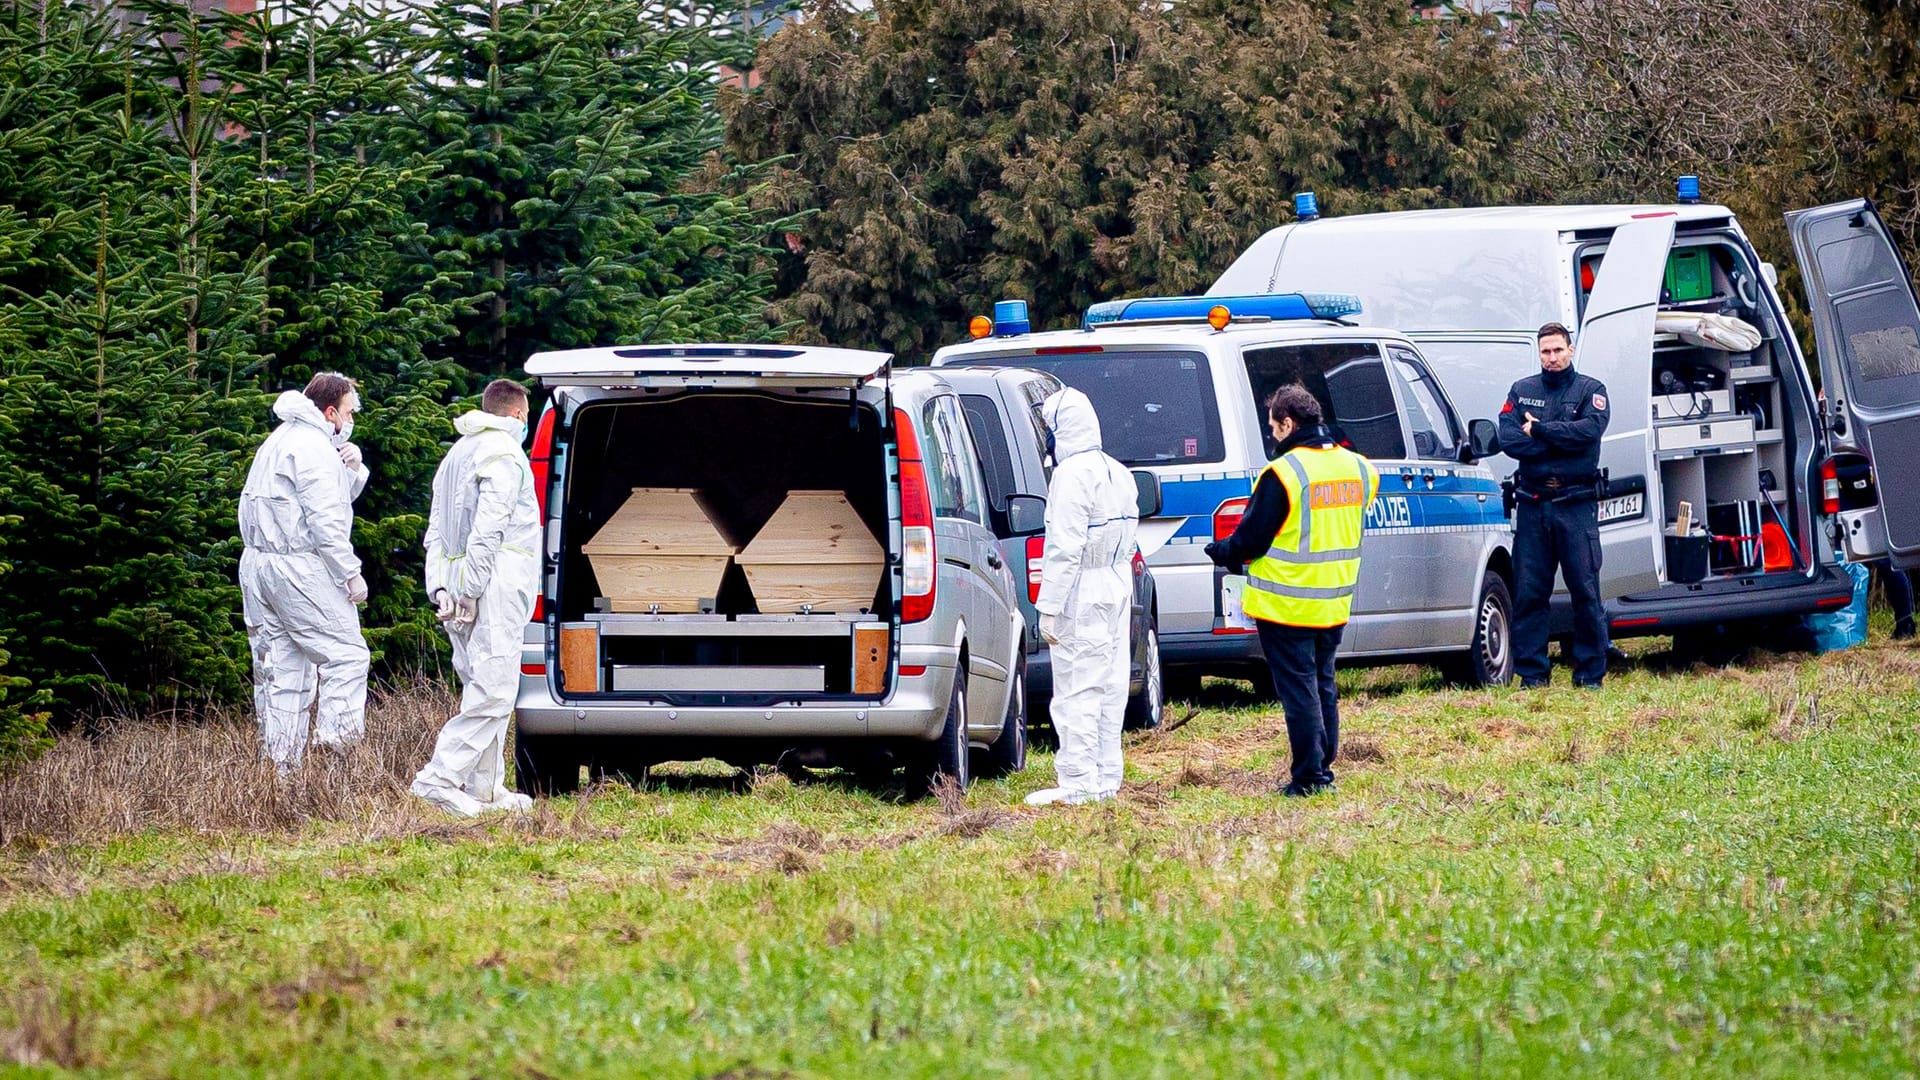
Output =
[
  {"x1": 896, "y1": 407, "x2": 937, "y2": 623},
  {"x1": 1213, "y1": 497, "x2": 1249, "y2": 541},
  {"x1": 529, "y1": 408, "x2": 558, "y2": 626},
  {"x1": 1132, "y1": 547, "x2": 1145, "y2": 578},
  {"x1": 1026, "y1": 535, "x2": 1045, "y2": 603},
  {"x1": 1820, "y1": 457, "x2": 1841, "y2": 516},
  {"x1": 530, "y1": 408, "x2": 556, "y2": 519}
]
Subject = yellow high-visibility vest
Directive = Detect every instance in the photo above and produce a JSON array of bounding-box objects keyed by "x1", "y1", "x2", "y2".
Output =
[{"x1": 1242, "y1": 445, "x2": 1378, "y2": 628}]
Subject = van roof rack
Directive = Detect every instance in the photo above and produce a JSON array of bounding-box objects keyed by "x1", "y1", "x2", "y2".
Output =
[{"x1": 1082, "y1": 292, "x2": 1363, "y2": 330}]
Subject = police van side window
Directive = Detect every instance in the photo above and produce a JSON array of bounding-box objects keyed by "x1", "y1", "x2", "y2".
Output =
[
  {"x1": 1242, "y1": 343, "x2": 1407, "y2": 460},
  {"x1": 1387, "y1": 347, "x2": 1461, "y2": 460}
]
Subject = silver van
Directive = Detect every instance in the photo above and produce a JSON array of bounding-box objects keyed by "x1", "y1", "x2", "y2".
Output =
[
  {"x1": 1209, "y1": 194, "x2": 1920, "y2": 639},
  {"x1": 511, "y1": 346, "x2": 1026, "y2": 794}
]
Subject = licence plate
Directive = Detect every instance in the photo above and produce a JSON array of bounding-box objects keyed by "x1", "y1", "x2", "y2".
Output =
[{"x1": 1599, "y1": 492, "x2": 1644, "y2": 524}]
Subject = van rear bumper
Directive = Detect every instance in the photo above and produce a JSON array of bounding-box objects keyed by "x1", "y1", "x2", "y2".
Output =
[
  {"x1": 1161, "y1": 629, "x2": 1265, "y2": 669},
  {"x1": 515, "y1": 643, "x2": 959, "y2": 741},
  {"x1": 1590, "y1": 564, "x2": 1853, "y2": 637}
]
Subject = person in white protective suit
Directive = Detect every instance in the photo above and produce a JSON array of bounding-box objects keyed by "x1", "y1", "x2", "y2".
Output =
[
  {"x1": 238, "y1": 372, "x2": 371, "y2": 770},
  {"x1": 1026, "y1": 387, "x2": 1139, "y2": 806},
  {"x1": 411, "y1": 379, "x2": 543, "y2": 816}
]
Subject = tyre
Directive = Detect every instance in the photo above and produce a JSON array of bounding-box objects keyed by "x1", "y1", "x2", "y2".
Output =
[
  {"x1": 1447, "y1": 572, "x2": 1514, "y2": 687},
  {"x1": 1123, "y1": 622, "x2": 1164, "y2": 730},
  {"x1": 977, "y1": 653, "x2": 1029, "y2": 778},
  {"x1": 513, "y1": 731, "x2": 581, "y2": 796},
  {"x1": 914, "y1": 669, "x2": 971, "y2": 797}
]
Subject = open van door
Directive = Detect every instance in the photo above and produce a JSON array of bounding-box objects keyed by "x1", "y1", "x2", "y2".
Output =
[
  {"x1": 525, "y1": 344, "x2": 891, "y2": 391},
  {"x1": 1577, "y1": 216, "x2": 1674, "y2": 597},
  {"x1": 1787, "y1": 199, "x2": 1920, "y2": 570}
]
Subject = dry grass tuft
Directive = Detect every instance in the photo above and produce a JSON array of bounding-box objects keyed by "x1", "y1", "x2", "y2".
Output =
[
  {"x1": 1340, "y1": 735, "x2": 1387, "y2": 765},
  {"x1": 1, "y1": 977, "x2": 91, "y2": 1068},
  {"x1": 1171, "y1": 759, "x2": 1278, "y2": 796},
  {"x1": 0, "y1": 681, "x2": 454, "y2": 849}
]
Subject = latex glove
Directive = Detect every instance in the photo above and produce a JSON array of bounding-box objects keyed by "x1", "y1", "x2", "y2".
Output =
[
  {"x1": 337, "y1": 442, "x2": 364, "y2": 471},
  {"x1": 452, "y1": 596, "x2": 478, "y2": 632},
  {"x1": 345, "y1": 574, "x2": 369, "y2": 605},
  {"x1": 1039, "y1": 612, "x2": 1063, "y2": 646},
  {"x1": 431, "y1": 588, "x2": 457, "y2": 623}
]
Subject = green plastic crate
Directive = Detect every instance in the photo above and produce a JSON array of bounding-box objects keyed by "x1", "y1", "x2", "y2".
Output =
[{"x1": 1665, "y1": 247, "x2": 1714, "y2": 302}]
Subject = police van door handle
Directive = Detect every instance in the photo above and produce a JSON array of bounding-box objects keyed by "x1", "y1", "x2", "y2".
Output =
[{"x1": 1420, "y1": 468, "x2": 1437, "y2": 489}]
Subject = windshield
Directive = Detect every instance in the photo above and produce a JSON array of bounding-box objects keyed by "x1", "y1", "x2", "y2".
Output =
[
  {"x1": 945, "y1": 350, "x2": 1222, "y2": 466},
  {"x1": 1252, "y1": 229, "x2": 1566, "y2": 332}
]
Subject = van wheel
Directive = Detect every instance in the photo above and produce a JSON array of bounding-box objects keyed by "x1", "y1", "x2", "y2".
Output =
[
  {"x1": 513, "y1": 732, "x2": 580, "y2": 796},
  {"x1": 915, "y1": 671, "x2": 971, "y2": 797},
  {"x1": 1124, "y1": 623, "x2": 1164, "y2": 730},
  {"x1": 977, "y1": 654, "x2": 1028, "y2": 779},
  {"x1": 1448, "y1": 573, "x2": 1514, "y2": 687}
]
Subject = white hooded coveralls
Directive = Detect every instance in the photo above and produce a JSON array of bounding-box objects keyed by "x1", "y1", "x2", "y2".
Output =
[
  {"x1": 238, "y1": 390, "x2": 370, "y2": 768},
  {"x1": 411, "y1": 410, "x2": 542, "y2": 813},
  {"x1": 1035, "y1": 388, "x2": 1139, "y2": 798}
]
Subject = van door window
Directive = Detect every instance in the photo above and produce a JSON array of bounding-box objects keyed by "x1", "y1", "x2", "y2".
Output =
[
  {"x1": 924, "y1": 396, "x2": 986, "y2": 524},
  {"x1": 960, "y1": 394, "x2": 1019, "y2": 510},
  {"x1": 1242, "y1": 342, "x2": 1407, "y2": 459},
  {"x1": 1387, "y1": 347, "x2": 1461, "y2": 460}
]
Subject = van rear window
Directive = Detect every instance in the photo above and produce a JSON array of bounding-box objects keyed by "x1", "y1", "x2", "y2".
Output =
[{"x1": 945, "y1": 351, "x2": 1222, "y2": 466}]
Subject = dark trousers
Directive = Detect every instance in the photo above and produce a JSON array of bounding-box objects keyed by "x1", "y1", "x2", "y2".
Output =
[
  {"x1": 1513, "y1": 496, "x2": 1607, "y2": 686},
  {"x1": 1256, "y1": 620, "x2": 1344, "y2": 790},
  {"x1": 1875, "y1": 560, "x2": 1915, "y2": 633}
]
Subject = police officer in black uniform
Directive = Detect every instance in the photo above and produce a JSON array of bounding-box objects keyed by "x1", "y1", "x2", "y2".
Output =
[{"x1": 1499, "y1": 322, "x2": 1611, "y2": 689}]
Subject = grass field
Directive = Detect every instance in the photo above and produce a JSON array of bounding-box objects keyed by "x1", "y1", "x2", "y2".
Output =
[{"x1": 3, "y1": 632, "x2": 1919, "y2": 1077}]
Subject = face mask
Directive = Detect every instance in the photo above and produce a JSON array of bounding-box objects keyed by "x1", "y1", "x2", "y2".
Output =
[
  {"x1": 331, "y1": 419, "x2": 354, "y2": 447},
  {"x1": 509, "y1": 418, "x2": 528, "y2": 443}
]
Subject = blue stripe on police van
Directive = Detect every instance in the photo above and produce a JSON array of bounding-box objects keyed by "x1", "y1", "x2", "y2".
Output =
[{"x1": 1148, "y1": 465, "x2": 1506, "y2": 541}]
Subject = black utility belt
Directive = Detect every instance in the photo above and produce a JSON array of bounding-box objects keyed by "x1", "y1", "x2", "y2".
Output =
[{"x1": 1514, "y1": 476, "x2": 1603, "y2": 502}]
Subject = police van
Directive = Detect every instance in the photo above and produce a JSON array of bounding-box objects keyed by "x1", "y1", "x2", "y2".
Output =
[
  {"x1": 1207, "y1": 187, "x2": 1920, "y2": 642},
  {"x1": 931, "y1": 295, "x2": 1517, "y2": 688}
]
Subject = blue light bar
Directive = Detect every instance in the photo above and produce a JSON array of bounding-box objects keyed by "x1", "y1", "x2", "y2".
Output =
[
  {"x1": 1677, "y1": 175, "x2": 1701, "y2": 203},
  {"x1": 1081, "y1": 292, "x2": 1362, "y2": 329},
  {"x1": 993, "y1": 299, "x2": 1031, "y2": 336},
  {"x1": 1294, "y1": 191, "x2": 1320, "y2": 221}
]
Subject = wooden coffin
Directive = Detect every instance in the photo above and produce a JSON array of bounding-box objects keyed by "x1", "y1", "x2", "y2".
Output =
[
  {"x1": 580, "y1": 488, "x2": 738, "y2": 613},
  {"x1": 736, "y1": 490, "x2": 885, "y2": 614}
]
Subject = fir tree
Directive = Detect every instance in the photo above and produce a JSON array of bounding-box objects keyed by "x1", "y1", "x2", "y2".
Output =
[
  {"x1": 0, "y1": 0, "x2": 266, "y2": 712},
  {"x1": 379, "y1": 0, "x2": 787, "y2": 377},
  {"x1": 726, "y1": 0, "x2": 1536, "y2": 358}
]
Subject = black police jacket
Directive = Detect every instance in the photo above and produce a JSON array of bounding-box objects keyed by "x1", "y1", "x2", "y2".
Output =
[{"x1": 1497, "y1": 367, "x2": 1611, "y2": 490}]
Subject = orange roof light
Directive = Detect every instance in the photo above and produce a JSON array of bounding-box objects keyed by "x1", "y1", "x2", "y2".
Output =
[
  {"x1": 1207, "y1": 305, "x2": 1232, "y2": 331},
  {"x1": 968, "y1": 315, "x2": 993, "y2": 339}
]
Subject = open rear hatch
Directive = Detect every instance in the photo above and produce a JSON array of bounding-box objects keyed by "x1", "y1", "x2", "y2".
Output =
[{"x1": 528, "y1": 346, "x2": 900, "y2": 704}]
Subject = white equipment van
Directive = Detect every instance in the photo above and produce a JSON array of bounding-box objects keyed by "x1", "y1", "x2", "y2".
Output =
[{"x1": 1208, "y1": 189, "x2": 1920, "y2": 639}]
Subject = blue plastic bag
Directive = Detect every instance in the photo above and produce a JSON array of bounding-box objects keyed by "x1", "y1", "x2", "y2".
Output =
[{"x1": 1807, "y1": 559, "x2": 1871, "y2": 653}]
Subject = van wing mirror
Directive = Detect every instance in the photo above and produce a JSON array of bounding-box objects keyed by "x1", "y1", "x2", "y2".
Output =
[
  {"x1": 1006, "y1": 493, "x2": 1048, "y2": 536},
  {"x1": 1464, "y1": 418, "x2": 1500, "y2": 462},
  {"x1": 1760, "y1": 260, "x2": 1779, "y2": 289},
  {"x1": 1133, "y1": 470, "x2": 1163, "y2": 518}
]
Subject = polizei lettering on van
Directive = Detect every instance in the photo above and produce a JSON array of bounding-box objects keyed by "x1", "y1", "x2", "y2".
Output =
[{"x1": 1365, "y1": 495, "x2": 1413, "y2": 529}]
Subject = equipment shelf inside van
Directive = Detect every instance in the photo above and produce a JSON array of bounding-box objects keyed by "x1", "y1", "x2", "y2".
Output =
[{"x1": 553, "y1": 389, "x2": 893, "y2": 699}]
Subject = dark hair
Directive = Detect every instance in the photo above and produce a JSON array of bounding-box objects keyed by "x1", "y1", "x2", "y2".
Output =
[
  {"x1": 1537, "y1": 322, "x2": 1573, "y2": 347},
  {"x1": 303, "y1": 372, "x2": 357, "y2": 412},
  {"x1": 1265, "y1": 384, "x2": 1323, "y2": 428},
  {"x1": 481, "y1": 378, "x2": 530, "y2": 416}
]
